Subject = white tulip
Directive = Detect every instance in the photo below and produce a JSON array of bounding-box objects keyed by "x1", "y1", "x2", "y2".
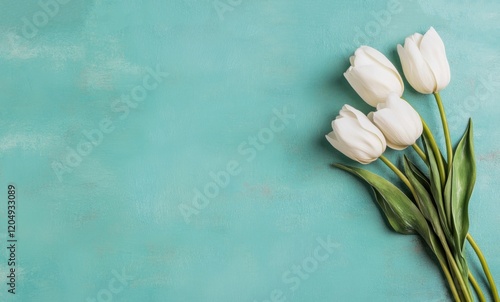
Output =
[
  {"x1": 326, "y1": 105, "x2": 386, "y2": 164},
  {"x1": 397, "y1": 27, "x2": 450, "y2": 94},
  {"x1": 368, "y1": 93, "x2": 423, "y2": 150},
  {"x1": 344, "y1": 46, "x2": 404, "y2": 107}
]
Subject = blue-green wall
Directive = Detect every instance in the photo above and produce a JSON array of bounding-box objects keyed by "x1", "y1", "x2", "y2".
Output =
[{"x1": 0, "y1": 0, "x2": 499, "y2": 301}]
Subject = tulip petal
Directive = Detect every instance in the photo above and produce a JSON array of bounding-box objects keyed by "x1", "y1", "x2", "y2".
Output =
[
  {"x1": 361, "y1": 46, "x2": 404, "y2": 88},
  {"x1": 326, "y1": 129, "x2": 378, "y2": 164},
  {"x1": 336, "y1": 104, "x2": 357, "y2": 120},
  {"x1": 344, "y1": 65, "x2": 403, "y2": 106},
  {"x1": 386, "y1": 96, "x2": 423, "y2": 138},
  {"x1": 332, "y1": 119, "x2": 374, "y2": 163},
  {"x1": 330, "y1": 107, "x2": 386, "y2": 164},
  {"x1": 419, "y1": 27, "x2": 450, "y2": 92},
  {"x1": 344, "y1": 69, "x2": 377, "y2": 107},
  {"x1": 338, "y1": 110, "x2": 386, "y2": 162},
  {"x1": 325, "y1": 131, "x2": 356, "y2": 162},
  {"x1": 372, "y1": 109, "x2": 410, "y2": 150},
  {"x1": 345, "y1": 105, "x2": 386, "y2": 147},
  {"x1": 372, "y1": 95, "x2": 423, "y2": 150},
  {"x1": 345, "y1": 46, "x2": 405, "y2": 107},
  {"x1": 352, "y1": 47, "x2": 377, "y2": 67},
  {"x1": 398, "y1": 41, "x2": 435, "y2": 94},
  {"x1": 349, "y1": 55, "x2": 355, "y2": 66},
  {"x1": 409, "y1": 33, "x2": 423, "y2": 46}
]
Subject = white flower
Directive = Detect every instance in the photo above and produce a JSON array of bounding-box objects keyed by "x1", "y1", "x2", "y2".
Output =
[
  {"x1": 397, "y1": 27, "x2": 450, "y2": 94},
  {"x1": 344, "y1": 46, "x2": 404, "y2": 107},
  {"x1": 326, "y1": 105, "x2": 386, "y2": 164},
  {"x1": 368, "y1": 93, "x2": 423, "y2": 150}
]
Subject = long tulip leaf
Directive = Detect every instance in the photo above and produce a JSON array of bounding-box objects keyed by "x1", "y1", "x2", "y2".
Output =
[
  {"x1": 403, "y1": 156, "x2": 442, "y2": 233},
  {"x1": 422, "y1": 133, "x2": 453, "y2": 240},
  {"x1": 445, "y1": 119, "x2": 476, "y2": 253},
  {"x1": 335, "y1": 163, "x2": 453, "y2": 292},
  {"x1": 334, "y1": 163, "x2": 428, "y2": 236},
  {"x1": 405, "y1": 156, "x2": 472, "y2": 299},
  {"x1": 403, "y1": 156, "x2": 431, "y2": 191}
]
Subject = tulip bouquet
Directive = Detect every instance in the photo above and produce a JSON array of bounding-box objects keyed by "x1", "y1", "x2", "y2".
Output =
[{"x1": 327, "y1": 27, "x2": 499, "y2": 302}]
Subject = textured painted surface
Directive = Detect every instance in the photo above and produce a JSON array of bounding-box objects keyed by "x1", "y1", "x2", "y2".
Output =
[{"x1": 0, "y1": 0, "x2": 499, "y2": 301}]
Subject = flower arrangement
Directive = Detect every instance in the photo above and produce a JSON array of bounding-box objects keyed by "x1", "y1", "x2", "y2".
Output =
[{"x1": 326, "y1": 27, "x2": 499, "y2": 302}]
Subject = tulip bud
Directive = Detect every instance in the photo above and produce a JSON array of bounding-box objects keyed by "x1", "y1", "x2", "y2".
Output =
[
  {"x1": 326, "y1": 105, "x2": 386, "y2": 164},
  {"x1": 368, "y1": 93, "x2": 423, "y2": 150},
  {"x1": 397, "y1": 27, "x2": 450, "y2": 94},
  {"x1": 344, "y1": 46, "x2": 404, "y2": 107}
]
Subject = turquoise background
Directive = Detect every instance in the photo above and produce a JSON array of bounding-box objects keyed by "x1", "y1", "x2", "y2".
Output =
[{"x1": 1, "y1": 0, "x2": 499, "y2": 301}]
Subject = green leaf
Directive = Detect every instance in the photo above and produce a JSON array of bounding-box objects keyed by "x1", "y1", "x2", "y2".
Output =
[
  {"x1": 402, "y1": 156, "x2": 452, "y2": 260},
  {"x1": 334, "y1": 163, "x2": 447, "y2": 273},
  {"x1": 373, "y1": 187, "x2": 446, "y2": 266},
  {"x1": 403, "y1": 156, "x2": 441, "y2": 229},
  {"x1": 422, "y1": 133, "x2": 452, "y2": 236},
  {"x1": 334, "y1": 163, "x2": 428, "y2": 236},
  {"x1": 445, "y1": 119, "x2": 476, "y2": 253},
  {"x1": 402, "y1": 156, "x2": 431, "y2": 192},
  {"x1": 371, "y1": 189, "x2": 415, "y2": 234}
]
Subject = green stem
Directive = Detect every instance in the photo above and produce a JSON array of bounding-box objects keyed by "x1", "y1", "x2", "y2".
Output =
[
  {"x1": 469, "y1": 271, "x2": 486, "y2": 302},
  {"x1": 467, "y1": 234, "x2": 500, "y2": 301},
  {"x1": 438, "y1": 258, "x2": 463, "y2": 302},
  {"x1": 379, "y1": 155, "x2": 471, "y2": 301},
  {"x1": 434, "y1": 92, "x2": 453, "y2": 169},
  {"x1": 379, "y1": 155, "x2": 417, "y2": 200},
  {"x1": 440, "y1": 238, "x2": 473, "y2": 302},
  {"x1": 425, "y1": 95, "x2": 472, "y2": 298},
  {"x1": 412, "y1": 143, "x2": 428, "y2": 163},
  {"x1": 421, "y1": 119, "x2": 447, "y2": 187}
]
